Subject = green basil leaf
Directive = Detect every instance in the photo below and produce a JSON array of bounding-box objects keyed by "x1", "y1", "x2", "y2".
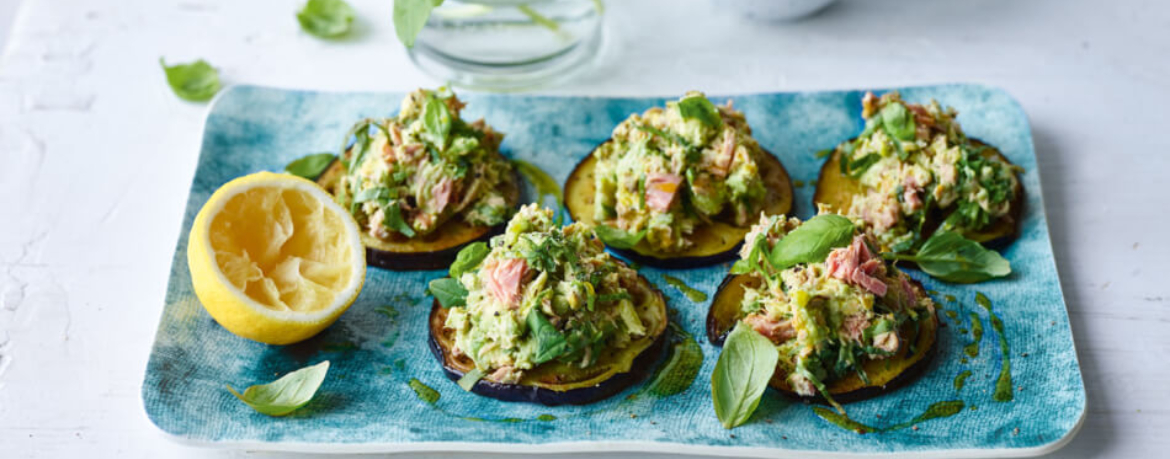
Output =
[
  {"x1": 428, "y1": 277, "x2": 468, "y2": 308},
  {"x1": 284, "y1": 153, "x2": 337, "y2": 179},
  {"x1": 381, "y1": 201, "x2": 416, "y2": 237},
  {"x1": 159, "y1": 58, "x2": 220, "y2": 102},
  {"x1": 449, "y1": 242, "x2": 489, "y2": 279},
  {"x1": 729, "y1": 259, "x2": 754, "y2": 275},
  {"x1": 890, "y1": 231, "x2": 1011, "y2": 283},
  {"x1": 393, "y1": 0, "x2": 444, "y2": 47},
  {"x1": 296, "y1": 0, "x2": 355, "y2": 39},
  {"x1": 352, "y1": 187, "x2": 392, "y2": 204},
  {"x1": 846, "y1": 153, "x2": 882, "y2": 178},
  {"x1": 678, "y1": 94, "x2": 722, "y2": 129},
  {"x1": 457, "y1": 368, "x2": 484, "y2": 391},
  {"x1": 226, "y1": 361, "x2": 329, "y2": 417},
  {"x1": 879, "y1": 102, "x2": 916, "y2": 141},
  {"x1": 594, "y1": 225, "x2": 646, "y2": 250},
  {"x1": 526, "y1": 308, "x2": 567, "y2": 364},
  {"x1": 422, "y1": 93, "x2": 452, "y2": 151},
  {"x1": 711, "y1": 322, "x2": 779, "y2": 429},
  {"x1": 768, "y1": 214, "x2": 854, "y2": 270}
]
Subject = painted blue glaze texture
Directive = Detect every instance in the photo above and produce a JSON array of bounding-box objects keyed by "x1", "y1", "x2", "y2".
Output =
[{"x1": 142, "y1": 84, "x2": 1084, "y2": 455}]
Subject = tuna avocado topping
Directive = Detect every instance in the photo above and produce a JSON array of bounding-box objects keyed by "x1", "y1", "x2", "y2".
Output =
[
  {"x1": 834, "y1": 92, "x2": 1021, "y2": 251},
  {"x1": 731, "y1": 213, "x2": 936, "y2": 405},
  {"x1": 336, "y1": 88, "x2": 515, "y2": 241},
  {"x1": 441, "y1": 205, "x2": 667, "y2": 384},
  {"x1": 591, "y1": 91, "x2": 769, "y2": 252}
]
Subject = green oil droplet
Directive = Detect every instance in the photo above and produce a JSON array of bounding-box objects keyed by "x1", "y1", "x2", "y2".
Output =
[
  {"x1": 978, "y1": 292, "x2": 1014, "y2": 402},
  {"x1": 537, "y1": 414, "x2": 557, "y2": 422},
  {"x1": 945, "y1": 310, "x2": 958, "y2": 320},
  {"x1": 953, "y1": 370, "x2": 972, "y2": 391},
  {"x1": 945, "y1": 294, "x2": 957, "y2": 303},
  {"x1": 664, "y1": 276, "x2": 708, "y2": 303},
  {"x1": 964, "y1": 313, "x2": 984, "y2": 358},
  {"x1": 812, "y1": 407, "x2": 876, "y2": 434},
  {"x1": 408, "y1": 378, "x2": 440, "y2": 404},
  {"x1": 513, "y1": 160, "x2": 565, "y2": 222},
  {"x1": 648, "y1": 324, "x2": 703, "y2": 396}
]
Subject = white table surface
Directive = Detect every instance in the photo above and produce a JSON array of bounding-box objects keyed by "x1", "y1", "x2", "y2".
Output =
[{"x1": 1, "y1": 0, "x2": 1167, "y2": 457}]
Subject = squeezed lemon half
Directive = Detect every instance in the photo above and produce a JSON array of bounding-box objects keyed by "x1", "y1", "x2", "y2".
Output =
[{"x1": 187, "y1": 172, "x2": 365, "y2": 345}]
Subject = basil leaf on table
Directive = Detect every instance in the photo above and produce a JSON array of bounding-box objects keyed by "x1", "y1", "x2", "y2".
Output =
[
  {"x1": 677, "y1": 94, "x2": 722, "y2": 129},
  {"x1": 284, "y1": 153, "x2": 337, "y2": 180},
  {"x1": 768, "y1": 214, "x2": 854, "y2": 270},
  {"x1": 711, "y1": 322, "x2": 779, "y2": 429},
  {"x1": 422, "y1": 93, "x2": 452, "y2": 151},
  {"x1": 394, "y1": 0, "x2": 444, "y2": 47},
  {"x1": 879, "y1": 102, "x2": 917, "y2": 141},
  {"x1": 297, "y1": 0, "x2": 356, "y2": 39},
  {"x1": 449, "y1": 242, "x2": 490, "y2": 279},
  {"x1": 226, "y1": 361, "x2": 330, "y2": 417},
  {"x1": 428, "y1": 278, "x2": 468, "y2": 308},
  {"x1": 884, "y1": 231, "x2": 1011, "y2": 283},
  {"x1": 159, "y1": 58, "x2": 220, "y2": 102},
  {"x1": 594, "y1": 225, "x2": 646, "y2": 250},
  {"x1": 526, "y1": 308, "x2": 567, "y2": 364}
]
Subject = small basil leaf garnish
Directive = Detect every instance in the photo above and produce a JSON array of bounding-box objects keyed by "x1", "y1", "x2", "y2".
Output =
[
  {"x1": 226, "y1": 361, "x2": 330, "y2": 417},
  {"x1": 594, "y1": 225, "x2": 646, "y2": 250},
  {"x1": 381, "y1": 201, "x2": 416, "y2": 237},
  {"x1": 884, "y1": 231, "x2": 1011, "y2": 283},
  {"x1": 677, "y1": 94, "x2": 722, "y2": 129},
  {"x1": 428, "y1": 277, "x2": 468, "y2": 308},
  {"x1": 449, "y1": 242, "x2": 490, "y2": 279},
  {"x1": 284, "y1": 153, "x2": 337, "y2": 180},
  {"x1": 768, "y1": 214, "x2": 854, "y2": 270},
  {"x1": 393, "y1": 0, "x2": 443, "y2": 48},
  {"x1": 159, "y1": 58, "x2": 220, "y2": 102},
  {"x1": 526, "y1": 308, "x2": 568, "y2": 364},
  {"x1": 711, "y1": 322, "x2": 779, "y2": 429},
  {"x1": 422, "y1": 92, "x2": 452, "y2": 151},
  {"x1": 879, "y1": 102, "x2": 917, "y2": 141},
  {"x1": 296, "y1": 0, "x2": 356, "y2": 39}
]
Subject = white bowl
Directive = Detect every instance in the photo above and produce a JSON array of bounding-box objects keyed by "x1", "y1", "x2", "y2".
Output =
[{"x1": 721, "y1": 0, "x2": 838, "y2": 21}]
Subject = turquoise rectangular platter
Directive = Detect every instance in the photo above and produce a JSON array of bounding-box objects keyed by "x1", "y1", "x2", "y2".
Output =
[{"x1": 142, "y1": 84, "x2": 1085, "y2": 457}]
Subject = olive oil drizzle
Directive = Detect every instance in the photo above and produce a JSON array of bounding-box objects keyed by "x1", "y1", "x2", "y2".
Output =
[
  {"x1": 663, "y1": 275, "x2": 708, "y2": 302},
  {"x1": 813, "y1": 400, "x2": 966, "y2": 434},
  {"x1": 953, "y1": 370, "x2": 972, "y2": 391},
  {"x1": 977, "y1": 292, "x2": 1014, "y2": 402},
  {"x1": 647, "y1": 323, "x2": 703, "y2": 396},
  {"x1": 512, "y1": 160, "x2": 564, "y2": 223},
  {"x1": 408, "y1": 378, "x2": 441, "y2": 404},
  {"x1": 963, "y1": 313, "x2": 983, "y2": 358}
]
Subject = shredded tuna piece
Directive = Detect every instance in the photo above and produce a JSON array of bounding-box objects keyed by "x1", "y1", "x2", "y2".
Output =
[
  {"x1": 840, "y1": 313, "x2": 870, "y2": 343},
  {"x1": 903, "y1": 175, "x2": 923, "y2": 212},
  {"x1": 825, "y1": 235, "x2": 888, "y2": 296},
  {"x1": 489, "y1": 365, "x2": 517, "y2": 383},
  {"x1": 713, "y1": 130, "x2": 736, "y2": 177},
  {"x1": 873, "y1": 331, "x2": 900, "y2": 354},
  {"x1": 644, "y1": 173, "x2": 682, "y2": 212},
  {"x1": 899, "y1": 276, "x2": 918, "y2": 310},
  {"x1": 431, "y1": 177, "x2": 454, "y2": 213},
  {"x1": 743, "y1": 313, "x2": 796, "y2": 343},
  {"x1": 788, "y1": 373, "x2": 816, "y2": 397},
  {"x1": 485, "y1": 258, "x2": 528, "y2": 307}
]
